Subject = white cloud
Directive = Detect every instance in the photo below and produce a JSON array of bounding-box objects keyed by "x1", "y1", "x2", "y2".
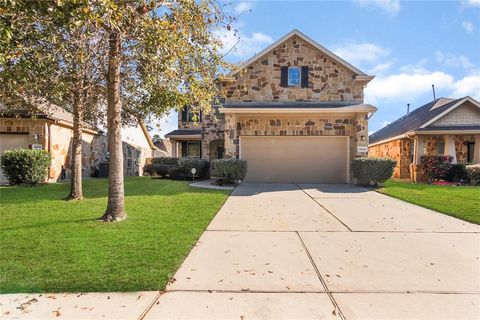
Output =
[
  {"x1": 462, "y1": 20, "x2": 474, "y2": 33},
  {"x1": 365, "y1": 70, "x2": 455, "y2": 104},
  {"x1": 333, "y1": 42, "x2": 390, "y2": 66},
  {"x1": 452, "y1": 75, "x2": 480, "y2": 100},
  {"x1": 435, "y1": 51, "x2": 476, "y2": 70},
  {"x1": 216, "y1": 27, "x2": 273, "y2": 59},
  {"x1": 369, "y1": 61, "x2": 395, "y2": 74},
  {"x1": 353, "y1": 0, "x2": 401, "y2": 15},
  {"x1": 463, "y1": 0, "x2": 480, "y2": 7},
  {"x1": 234, "y1": 1, "x2": 252, "y2": 14}
]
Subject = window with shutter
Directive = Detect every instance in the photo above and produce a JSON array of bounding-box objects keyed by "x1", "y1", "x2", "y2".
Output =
[{"x1": 301, "y1": 66, "x2": 309, "y2": 88}]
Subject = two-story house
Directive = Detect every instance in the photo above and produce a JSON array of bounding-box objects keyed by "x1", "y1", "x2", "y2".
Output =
[{"x1": 165, "y1": 29, "x2": 376, "y2": 183}]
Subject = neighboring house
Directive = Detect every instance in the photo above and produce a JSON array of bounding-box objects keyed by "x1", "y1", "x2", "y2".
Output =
[
  {"x1": 153, "y1": 138, "x2": 172, "y2": 157},
  {"x1": 369, "y1": 96, "x2": 480, "y2": 182},
  {"x1": 0, "y1": 106, "x2": 156, "y2": 184},
  {"x1": 166, "y1": 29, "x2": 376, "y2": 183}
]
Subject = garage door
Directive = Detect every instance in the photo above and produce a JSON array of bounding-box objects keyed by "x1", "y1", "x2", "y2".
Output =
[
  {"x1": 0, "y1": 133, "x2": 32, "y2": 184},
  {"x1": 240, "y1": 136, "x2": 349, "y2": 183}
]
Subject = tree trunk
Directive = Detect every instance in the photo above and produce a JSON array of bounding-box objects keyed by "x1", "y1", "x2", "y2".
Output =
[
  {"x1": 67, "y1": 89, "x2": 84, "y2": 200},
  {"x1": 100, "y1": 31, "x2": 126, "y2": 222}
]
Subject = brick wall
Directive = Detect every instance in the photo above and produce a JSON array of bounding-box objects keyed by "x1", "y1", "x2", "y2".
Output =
[{"x1": 369, "y1": 138, "x2": 412, "y2": 179}]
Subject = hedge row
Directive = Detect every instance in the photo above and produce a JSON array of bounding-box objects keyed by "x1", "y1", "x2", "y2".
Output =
[{"x1": 0, "y1": 149, "x2": 51, "y2": 185}]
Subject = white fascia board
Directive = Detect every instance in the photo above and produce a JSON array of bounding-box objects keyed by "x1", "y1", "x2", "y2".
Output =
[{"x1": 219, "y1": 104, "x2": 377, "y2": 114}]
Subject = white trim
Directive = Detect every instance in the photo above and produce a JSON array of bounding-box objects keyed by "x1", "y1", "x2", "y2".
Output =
[
  {"x1": 413, "y1": 129, "x2": 480, "y2": 135},
  {"x1": 219, "y1": 104, "x2": 377, "y2": 114},
  {"x1": 165, "y1": 134, "x2": 201, "y2": 140},
  {"x1": 346, "y1": 136, "x2": 350, "y2": 184},
  {"x1": 420, "y1": 96, "x2": 480, "y2": 128},
  {"x1": 229, "y1": 29, "x2": 372, "y2": 78}
]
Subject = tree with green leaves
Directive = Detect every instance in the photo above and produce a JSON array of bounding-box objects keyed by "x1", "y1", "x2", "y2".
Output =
[
  {"x1": 92, "y1": 0, "x2": 232, "y2": 222},
  {"x1": 0, "y1": 0, "x2": 107, "y2": 200},
  {"x1": 1, "y1": 0, "x2": 232, "y2": 222}
]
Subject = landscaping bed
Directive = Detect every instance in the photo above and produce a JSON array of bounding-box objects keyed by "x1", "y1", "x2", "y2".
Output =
[
  {"x1": 0, "y1": 177, "x2": 230, "y2": 293},
  {"x1": 379, "y1": 180, "x2": 480, "y2": 224}
]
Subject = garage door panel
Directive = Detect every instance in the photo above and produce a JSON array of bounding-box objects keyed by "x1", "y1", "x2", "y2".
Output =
[{"x1": 241, "y1": 136, "x2": 348, "y2": 183}]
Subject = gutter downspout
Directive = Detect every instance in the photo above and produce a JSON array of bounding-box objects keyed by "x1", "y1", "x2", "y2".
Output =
[{"x1": 47, "y1": 123, "x2": 52, "y2": 181}]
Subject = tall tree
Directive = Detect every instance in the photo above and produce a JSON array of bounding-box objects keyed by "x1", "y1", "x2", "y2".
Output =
[
  {"x1": 95, "y1": 0, "x2": 232, "y2": 222},
  {"x1": 0, "y1": 1, "x2": 106, "y2": 200}
]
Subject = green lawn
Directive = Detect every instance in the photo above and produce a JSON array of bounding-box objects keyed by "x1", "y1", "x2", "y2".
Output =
[
  {"x1": 0, "y1": 177, "x2": 230, "y2": 293},
  {"x1": 379, "y1": 180, "x2": 480, "y2": 225}
]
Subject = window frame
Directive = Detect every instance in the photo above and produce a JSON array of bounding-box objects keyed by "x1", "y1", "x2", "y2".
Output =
[
  {"x1": 467, "y1": 142, "x2": 475, "y2": 163},
  {"x1": 287, "y1": 66, "x2": 301, "y2": 87}
]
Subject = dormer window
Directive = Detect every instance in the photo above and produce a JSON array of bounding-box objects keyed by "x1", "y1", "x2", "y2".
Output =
[{"x1": 287, "y1": 67, "x2": 301, "y2": 86}]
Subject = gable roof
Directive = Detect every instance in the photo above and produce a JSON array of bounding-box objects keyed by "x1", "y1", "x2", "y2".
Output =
[
  {"x1": 231, "y1": 29, "x2": 373, "y2": 81},
  {"x1": 369, "y1": 96, "x2": 480, "y2": 145}
]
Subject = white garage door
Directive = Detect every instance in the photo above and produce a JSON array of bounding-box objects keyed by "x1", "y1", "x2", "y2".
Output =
[
  {"x1": 0, "y1": 133, "x2": 32, "y2": 184},
  {"x1": 240, "y1": 136, "x2": 349, "y2": 183}
]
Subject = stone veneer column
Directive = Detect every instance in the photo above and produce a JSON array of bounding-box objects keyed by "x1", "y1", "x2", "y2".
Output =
[
  {"x1": 443, "y1": 135, "x2": 457, "y2": 163},
  {"x1": 473, "y1": 135, "x2": 480, "y2": 163},
  {"x1": 224, "y1": 114, "x2": 237, "y2": 159}
]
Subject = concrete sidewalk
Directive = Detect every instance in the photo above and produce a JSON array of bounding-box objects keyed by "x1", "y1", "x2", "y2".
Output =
[{"x1": 1, "y1": 183, "x2": 479, "y2": 319}]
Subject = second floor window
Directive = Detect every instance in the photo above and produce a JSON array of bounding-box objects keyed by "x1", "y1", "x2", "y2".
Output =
[
  {"x1": 288, "y1": 67, "x2": 301, "y2": 86},
  {"x1": 181, "y1": 106, "x2": 202, "y2": 123}
]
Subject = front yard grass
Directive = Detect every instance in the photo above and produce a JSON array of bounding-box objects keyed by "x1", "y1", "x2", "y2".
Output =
[
  {"x1": 0, "y1": 177, "x2": 230, "y2": 293},
  {"x1": 379, "y1": 180, "x2": 480, "y2": 225}
]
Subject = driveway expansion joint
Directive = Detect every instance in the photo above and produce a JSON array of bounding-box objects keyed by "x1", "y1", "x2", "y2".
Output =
[
  {"x1": 295, "y1": 183, "x2": 353, "y2": 232},
  {"x1": 296, "y1": 231, "x2": 347, "y2": 320}
]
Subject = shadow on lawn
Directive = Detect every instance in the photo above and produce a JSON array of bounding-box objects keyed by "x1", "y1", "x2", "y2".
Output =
[{"x1": 0, "y1": 177, "x2": 228, "y2": 205}]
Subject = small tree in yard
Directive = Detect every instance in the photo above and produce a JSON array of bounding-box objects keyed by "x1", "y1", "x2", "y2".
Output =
[{"x1": 0, "y1": 1, "x2": 107, "y2": 200}]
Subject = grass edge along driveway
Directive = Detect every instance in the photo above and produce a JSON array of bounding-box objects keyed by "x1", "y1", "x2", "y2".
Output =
[
  {"x1": 0, "y1": 177, "x2": 230, "y2": 293},
  {"x1": 379, "y1": 180, "x2": 480, "y2": 225}
]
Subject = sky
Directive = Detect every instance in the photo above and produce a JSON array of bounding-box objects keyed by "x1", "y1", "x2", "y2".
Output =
[{"x1": 153, "y1": 0, "x2": 480, "y2": 137}]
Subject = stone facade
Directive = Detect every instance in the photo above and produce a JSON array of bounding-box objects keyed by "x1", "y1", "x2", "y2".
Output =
[
  {"x1": 369, "y1": 134, "x2": 476, "y2": 181},
  {"x1": 173, "y1": 32, "x2": 372, "y2": 180},
  {"x1": 221, "y1": 35, "x2": 365, "y2": 103}
]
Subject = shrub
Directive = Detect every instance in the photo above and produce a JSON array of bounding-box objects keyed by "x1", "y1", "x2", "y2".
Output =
[
  {"x1": 421, "y1": 155, "x2": 453, "y2": 181},
  {"x1": 144, "y1": 164, "x2": 172, "y2": 178},
  {"x1": 445, "y1": 163, "x2": 468, "y2": 182},
  {"x1": 213, "y1": 159, "x2": 248, "y2": 185},
  {"x1": 151, "y1": 157, "x2": 178, "y2": 166},
  {"x1": 177, "y1": 157, "x2": 210, "y2": 179},
  {"x1": 352, "y1": 157, "x2": 397, "y2": 187},
  {"x1": 466, "y1": 164, "x2": 480, "y2": 185},
  {"x1": 0, "y1": 149, "x2": 51, "y2": 185},
  {"x1": 168, "y1": 167, "x2": 185, "y2": 180}
]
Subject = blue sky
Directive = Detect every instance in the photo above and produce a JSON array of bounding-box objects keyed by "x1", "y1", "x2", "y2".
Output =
[{"x1": 154, "y1": 0, "x2": 480, "y2": 137}]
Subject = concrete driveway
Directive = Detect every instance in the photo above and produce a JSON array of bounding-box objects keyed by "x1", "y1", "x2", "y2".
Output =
[{"x1": 148, "y1": 183, "x2": 480, "y2": 319}]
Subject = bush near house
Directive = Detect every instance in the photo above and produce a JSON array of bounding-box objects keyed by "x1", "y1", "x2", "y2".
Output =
[
  {"x1": 466, "y1": 164, "x2": 480, "y2": 185},
  {"x1": 177, "y1": 157, "x2": 210, "y2": 180},
  {"x1": 0, "y1": 149, "x2": 51, "y2": 185},
  {"x1": 144, "y1": 157, "x2": 179, "y2": 178},
  {"x1": 353, "y1": 157, "x2": 397, "y2": 187},
  {"x1": 213, "y1": 159, "x2": 248, "y2": 185},
  {"x1": 420, "y1": 155, "x2": 453, "y2": 182},
  {"x1": 445, "y1": 163, "x2": 469, "y2": 183}
]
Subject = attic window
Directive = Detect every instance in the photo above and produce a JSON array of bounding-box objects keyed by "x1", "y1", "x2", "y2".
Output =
[{"x1": 288, "y1": 67, "x2": 301, "y2": 86}]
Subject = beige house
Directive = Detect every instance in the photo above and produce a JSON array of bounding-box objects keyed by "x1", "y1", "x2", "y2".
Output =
[
  {"x1": 369, "y1": 96, "x2": 480, "y2": 182},
  {"x1": 0, "y1": 106, "x2": 156, "y2": 184},
  {"x1": 166, "y1": 29, "x2": 376, "y2": 183}
]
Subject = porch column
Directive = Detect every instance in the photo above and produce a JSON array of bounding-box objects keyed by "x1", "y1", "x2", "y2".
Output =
[
  {"x1": 171, "y1": 140, "x2": 177, "y2": 157},
  {"x1": 474, "y1": 135, "x2": 480, "y2": 163},
  {"x1": 413, "y1": 135, "x2": 425, "y2": 164},
  {"x1": 444, "y1": 135, "x2": 457, "y2": 164}
]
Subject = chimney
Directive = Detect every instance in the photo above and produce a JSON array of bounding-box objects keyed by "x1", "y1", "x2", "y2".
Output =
[
  {"x1": 432, "y1": 84, "x2": 437, "y2": 101},
  {"x1": 407, "y1": 103, "x2": 410, "y2": 116}
]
